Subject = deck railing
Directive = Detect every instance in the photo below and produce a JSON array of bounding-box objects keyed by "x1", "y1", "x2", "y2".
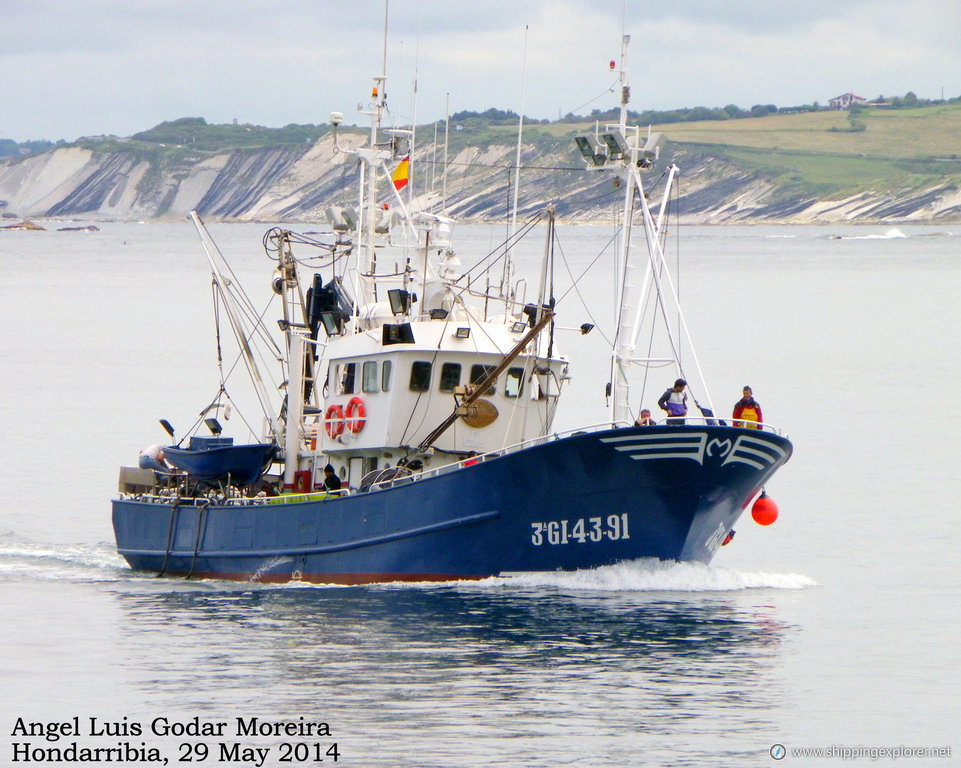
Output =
[{"x1": 118, "y1": 418, "x2": 784, "y2": 504}]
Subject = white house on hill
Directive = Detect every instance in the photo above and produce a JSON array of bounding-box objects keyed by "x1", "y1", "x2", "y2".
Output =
[{"x1": 829, "y1": 93, "x2": 867, "y2": 110}]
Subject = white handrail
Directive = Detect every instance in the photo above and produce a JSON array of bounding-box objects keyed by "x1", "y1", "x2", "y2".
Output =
[{"x1": 118, "y1": 418, "x2": 786, "y2": 503}]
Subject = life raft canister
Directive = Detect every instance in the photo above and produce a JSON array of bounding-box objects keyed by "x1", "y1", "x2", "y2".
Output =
[
  {"x1": 344, "y1": 396, "x2": 366, "y2": 433},
  {"x1": 324, "y1": 404, "x2": 345, "y2": 438}
]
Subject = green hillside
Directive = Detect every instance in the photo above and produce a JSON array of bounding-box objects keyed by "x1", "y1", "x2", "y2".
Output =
[
  {"x1": 630, "y1": 104, "x2": 961, "y2": 200},
  {"x1": 407, "y1": 102, "x2": 961, "y2": 205},
  {"x1": 656, "y1": 105, "x2": 961, "y2": 155}
]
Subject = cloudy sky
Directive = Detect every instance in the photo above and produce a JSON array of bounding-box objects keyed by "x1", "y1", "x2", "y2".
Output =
[{"x1": 2, "y1": 0, "x2": 960, "y2": 142}]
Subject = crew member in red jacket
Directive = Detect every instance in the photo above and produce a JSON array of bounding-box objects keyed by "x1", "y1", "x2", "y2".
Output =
[{"x1": 732, "y1": 386, "x2": 763, "y2": 428}]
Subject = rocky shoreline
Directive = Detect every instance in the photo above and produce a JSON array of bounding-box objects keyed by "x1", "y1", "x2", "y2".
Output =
[{"x1": 2, "y1": 140, "x2": 959, "y2": 225}]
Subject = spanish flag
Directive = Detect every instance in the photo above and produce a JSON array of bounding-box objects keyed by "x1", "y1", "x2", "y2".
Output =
[{"x1": 392, "y1": 154, "x2": 410, "y2": 191}]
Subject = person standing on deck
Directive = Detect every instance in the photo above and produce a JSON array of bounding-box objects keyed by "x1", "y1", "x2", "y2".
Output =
[
  {"x1": 732, "y1": 386, "x2": 763, "y2": 428},
  {"x1": 658, "y1": 379, "x2": 688, "y2": 425}
]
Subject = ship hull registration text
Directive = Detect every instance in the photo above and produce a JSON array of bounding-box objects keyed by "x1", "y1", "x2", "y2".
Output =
[{"x1": 531, "y1": 514, "x2": 630, "y2": 546}]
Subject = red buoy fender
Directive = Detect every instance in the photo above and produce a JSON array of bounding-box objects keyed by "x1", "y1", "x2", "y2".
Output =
[
  {"x1": 344, "y1": 396, "x2": 366, "y2": 433},
  {"x1": 751, "y1": 493, "x2": 779, "y2": 526},
  {"x1": 324, "y1": 404, "x2": 345, "y2": 438}
]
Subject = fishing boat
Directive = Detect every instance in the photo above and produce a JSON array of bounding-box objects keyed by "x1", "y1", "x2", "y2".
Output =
[{"x1": 112, "y1": 38, "x2": 792, "y2": 584}]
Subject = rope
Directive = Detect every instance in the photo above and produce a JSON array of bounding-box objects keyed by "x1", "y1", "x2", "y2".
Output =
[
  {"x1": 156, "y1": 498, "x2": 181, "y2": 577},
  {"x1": 185, "y1": 501, "x2": 210, "y2": 580}
]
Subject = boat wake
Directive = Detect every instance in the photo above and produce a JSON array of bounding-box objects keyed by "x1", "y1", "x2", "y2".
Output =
[
  {"x1": 484, "y1": 560, "x2": 814, "y2": 592},
  {"x1": 1, "y1": 534, "x2": 816, "y2": 594},
  {"x1": 367, "y1": 558, "x2": 817, "y2": 594},
  {"x1": 829, "y1": 227, "x2": 908, "y2": 240},
  {"x1": 0, "y1": 535, "x2": 129, "y2": 583}
]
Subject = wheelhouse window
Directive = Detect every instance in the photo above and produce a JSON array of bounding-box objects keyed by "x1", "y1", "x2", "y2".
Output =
[
  {"x1": 362, "y1": 361, "x2": 378, "y2": 393},
  {"x1": 470, "y1": 364, "x2": 497, "y2": 395},
  {"x1": 336, "y1": 362, "x2": 356, "y2": 395},
  {"x1": 505, "y1": 366, "x2": 524, "y2": 398},
  {"x1": 409, "y1": 361, "x2": 432, "y2": 392},
  {"x1": 382, "y1": 360, "x2": 392, "y2": 392},
  {"x1": 439, "y1": 362, "x2": 462, "y2": 393}
]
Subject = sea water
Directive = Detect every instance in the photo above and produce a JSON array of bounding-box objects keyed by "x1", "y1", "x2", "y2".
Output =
[{"x1": 1, "y1": 221, "x2": 958, "y2": 767}]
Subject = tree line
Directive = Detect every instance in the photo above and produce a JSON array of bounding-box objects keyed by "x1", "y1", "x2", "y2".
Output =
[{"x1": 3, "y1": 91, "x2": 957, "y2": 158}]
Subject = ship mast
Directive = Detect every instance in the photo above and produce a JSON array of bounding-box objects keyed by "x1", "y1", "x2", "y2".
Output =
[
  {"x1": 581, "y1": 33, "x2": 714, "y2": 425},
  {"x1": 609, "y1": 33, "x2": 637, "y2": 425},
  {"x1": 189, "y1": 211, "x2": 282, "y2": 443}
]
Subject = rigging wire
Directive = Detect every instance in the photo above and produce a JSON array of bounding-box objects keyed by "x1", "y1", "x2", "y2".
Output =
[
  {"x1": 414, "y1": 155, "x2": 587, "y2": 174},
  {"x1": 210, "y1": 283, "x2": 276, "y2": 429},
  {"x1": 553, "y1": 229, "x2": 618, "y2": 347},
  {"x1": 177, "y1": 384, "x2": 262, "y2": 445},
  {"x1": 455, "y1": 210, "x2": 546, "y2": 287},
  {"x1": 636, "y1": 174, "x2": 680, "y2": 409},
  {"x1": 216, "y1": 289, "x2": 287, "y2": 388},
  {"x1": 562, "y1": 78, "x2": 623, "y2": 118}
]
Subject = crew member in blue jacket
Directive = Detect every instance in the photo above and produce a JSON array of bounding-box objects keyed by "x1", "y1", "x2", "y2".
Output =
[{"x1": 658, "y1": 379, "x2": 688, "y2": 425}]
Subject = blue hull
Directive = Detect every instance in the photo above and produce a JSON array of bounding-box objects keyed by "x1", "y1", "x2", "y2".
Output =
[{"x1": 112, "y1": 426, "x2": 792, "y2": 583}]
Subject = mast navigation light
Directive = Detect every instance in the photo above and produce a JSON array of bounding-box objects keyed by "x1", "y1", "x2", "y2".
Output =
[
  {"x1": 326, "y1": 206, "x2": 354, "y2": 233},
  {"x1": 204, "y1": 418, "x2": 223, "y2": 436},
  {"x1": 641, "y1": 132, "x2": 665, "y2": 166},
  {"x1": 574, "y1": 135, "x2": 592, "y2": 159},
  {"x1": 329, "y1": 112, "x2": 344, "y2": 153},
  {"x1": 388, "y1": 289, "x2": 411, "y2": 316},
  {"x1": 575, "y1": 135, "x2": 607, "y2": 166},
  {"x1": 319, "y1": 312, "x2": 341, "y2": 337},
  {"x1": 600, "y1": 130, "x2": 629, "y2": 160}
]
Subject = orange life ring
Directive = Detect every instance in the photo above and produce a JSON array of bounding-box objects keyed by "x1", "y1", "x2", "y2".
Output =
[
  {"x1": 324, "y1": 404, "x2": 345, "y2": 438},
  {"x1": 344, "y1": 396, "x2": 366, "y2": 433}
]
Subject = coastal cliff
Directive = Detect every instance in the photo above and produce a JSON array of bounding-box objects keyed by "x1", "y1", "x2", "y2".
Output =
[{"x1": 3, "y1": 110, "x2": 961, "y2": 224}]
